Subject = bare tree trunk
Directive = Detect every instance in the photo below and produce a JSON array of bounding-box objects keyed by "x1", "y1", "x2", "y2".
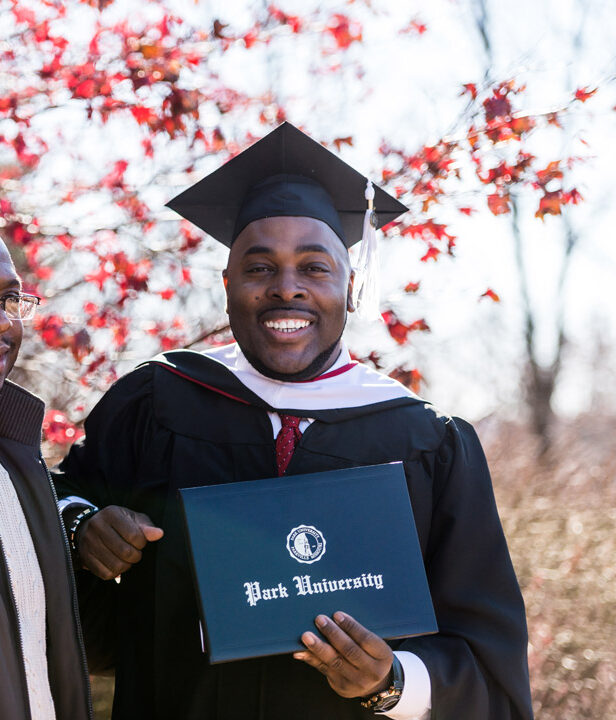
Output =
[
  {"x1": 510, "y1": 199, "x2": 554, "y2": 452},
  {"x1": 510, "y1": 198, "x2": 577, "y2": 454}
]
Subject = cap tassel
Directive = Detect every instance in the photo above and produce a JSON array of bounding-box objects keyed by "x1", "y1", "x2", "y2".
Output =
[{"x1": 352, "y1": 180, "x2": 380, "y2": 321}]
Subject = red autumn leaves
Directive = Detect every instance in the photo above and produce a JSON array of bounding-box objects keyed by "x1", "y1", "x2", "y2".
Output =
[
  {"x1": 480, "y1": 289, "x2": 500, "y2": 303},
  {"x1": 481, "y1": 155, "x2": 582, "y2": 220},
  {"x1": 326, "y1": 14, "x2": 362, "y2": 49},
  {"x1": 381, "y1": 81, "x2": 551, "y2": 267},
  {"x1": 466, "y1": 81, "x2": 585, "y2": 220},
  {"x1": 42, "y1": 410, "x2": 84, "y2": 446},
  {"x1": 2, "y1": 0, "x2": 599, "y2": 442},
  {"x1": 382, "y1": 311, "x2": 430, "y2": 345},
  {"x1": 383, "y1": 78, "x2": 590, "y2": 235},
  {"x1": 35, "y1": 315, "x2": 92, "y2": 363},
  {"x1": 533, "y1": 162, "x2": 583, "y2": 219}
]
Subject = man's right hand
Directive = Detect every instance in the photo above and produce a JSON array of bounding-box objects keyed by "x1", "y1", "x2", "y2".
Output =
[{"x1": 75, "y1": 505, "x2": 164, "y2": 581}]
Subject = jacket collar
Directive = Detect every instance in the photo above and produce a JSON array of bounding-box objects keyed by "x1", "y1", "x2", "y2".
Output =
[{"x1": 0, "y1": 380, "x2": 44, "y2": 446}]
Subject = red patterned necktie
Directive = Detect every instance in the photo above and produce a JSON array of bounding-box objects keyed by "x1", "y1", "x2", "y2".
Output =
[{"x1": 276, "y1": 414, "x2": 302, "y2": 476}]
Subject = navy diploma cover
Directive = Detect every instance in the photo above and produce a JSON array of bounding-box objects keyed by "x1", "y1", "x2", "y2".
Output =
[{"x1": 179, "y1": 462, "x2": 437, "y2": 663}]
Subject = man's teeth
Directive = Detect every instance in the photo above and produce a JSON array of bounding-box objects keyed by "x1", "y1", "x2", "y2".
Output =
[{"x1": 264, "y1": 319, "x2": 311, "y2": 332}]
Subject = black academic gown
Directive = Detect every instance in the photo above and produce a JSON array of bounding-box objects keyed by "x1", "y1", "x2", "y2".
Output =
[{"x1": 53, "y1": 351, "x2": 533, "y2": 720}]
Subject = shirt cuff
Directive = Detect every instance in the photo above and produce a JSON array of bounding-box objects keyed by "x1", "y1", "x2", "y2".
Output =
[
  {"x1": 57, "y1": 495, "x2": 98, "y2": 514},
  {"x1": 381, "y1": 651, "x2": 431, "y2": 720}
]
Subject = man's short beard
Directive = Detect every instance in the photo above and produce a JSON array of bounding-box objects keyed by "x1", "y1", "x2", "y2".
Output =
[{"x1": 241, "y1": 336, "x2": 342, "y2": 382}]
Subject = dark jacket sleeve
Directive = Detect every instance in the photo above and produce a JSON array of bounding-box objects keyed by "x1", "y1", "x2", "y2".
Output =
[
  {"x1": 399, "y1": 417, "x2": 533, "y2": 720},
  {"x1": 53, "y1": 364, "x2": 156, "y2": 509},
  {"x1": 52, "y1": 365, "x2": 156, "y2": 674}
]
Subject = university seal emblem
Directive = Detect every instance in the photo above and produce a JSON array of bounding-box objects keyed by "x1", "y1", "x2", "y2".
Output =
[{"x1": 286, "y1": 525, "x2": 327, "y2": 564}]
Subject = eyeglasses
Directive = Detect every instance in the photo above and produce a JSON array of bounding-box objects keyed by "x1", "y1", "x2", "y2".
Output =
[{"x1": 0, "y1": 293, "x2": 41, "y2": 321}]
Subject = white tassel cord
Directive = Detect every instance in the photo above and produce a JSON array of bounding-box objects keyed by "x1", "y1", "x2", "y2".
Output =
[{"x1": 352, "y1": 180, "x2": 381, "y2": 321}]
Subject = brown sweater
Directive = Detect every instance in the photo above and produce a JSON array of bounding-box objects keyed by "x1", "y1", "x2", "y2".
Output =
[{"x1": 0, "y1": 381, "x2": 91, "y2": 720}]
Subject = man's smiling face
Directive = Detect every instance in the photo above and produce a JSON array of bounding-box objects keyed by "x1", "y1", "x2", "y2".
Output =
[{"x1": 223, "y1": 216, "x2": 354, "y2": 381}]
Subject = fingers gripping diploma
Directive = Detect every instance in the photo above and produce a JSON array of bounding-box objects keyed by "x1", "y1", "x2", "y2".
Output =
[
  {"x1": 293, "y1": 612, "x2": 393, "y2": 699},
  {"x1": 77, "y1": 505, "x2": 164, "y2": 581}
]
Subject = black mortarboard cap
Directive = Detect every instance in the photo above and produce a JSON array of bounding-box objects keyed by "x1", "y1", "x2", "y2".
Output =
[{"x1": 166, "y1": 122, "x2": 408, "y2": 249}]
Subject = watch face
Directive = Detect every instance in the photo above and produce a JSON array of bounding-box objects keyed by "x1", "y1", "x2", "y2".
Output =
[{"x1": 374, "y1": 694, "x2": 401, "y2": 712}]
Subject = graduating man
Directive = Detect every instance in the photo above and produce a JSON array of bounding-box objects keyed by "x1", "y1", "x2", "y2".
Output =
[
  {"x1": 0, "y1": 239, "x2": 92, "y2": 720},
  {"x1": 54, "y1": 123, "x2": 533, "y2": 720}
]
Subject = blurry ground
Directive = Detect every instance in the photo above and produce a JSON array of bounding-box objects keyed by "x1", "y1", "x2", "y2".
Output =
[
  {"x1": 89, "y1": 415, "x2": 616, "y2": 719},
  {"x1": 479, "y1": 414, "x2": 616, "y2": 719}
]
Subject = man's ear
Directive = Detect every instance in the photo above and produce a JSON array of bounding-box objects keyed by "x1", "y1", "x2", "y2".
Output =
[{"x1": 346, "y1": 270, "x2": 356, "y2": 313}]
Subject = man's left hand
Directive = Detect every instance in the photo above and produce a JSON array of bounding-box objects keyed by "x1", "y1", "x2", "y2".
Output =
[{"x1": 293, "y1": 611, "x2": 393, "y2": 699}]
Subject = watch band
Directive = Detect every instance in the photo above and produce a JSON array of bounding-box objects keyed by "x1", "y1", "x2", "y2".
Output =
[
  {"x1": 360, "y1": 654, "x2": 404, "y2": 713},
  {"x1": 68, "y1": 506, "x2": 99, "y2": 553}
]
